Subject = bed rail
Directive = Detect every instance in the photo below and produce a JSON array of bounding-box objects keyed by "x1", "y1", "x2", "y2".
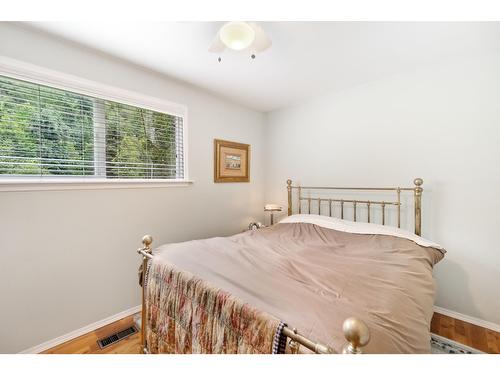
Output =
[{"x1": 137, "y1": 235, "x2": 370, "y2": 354}]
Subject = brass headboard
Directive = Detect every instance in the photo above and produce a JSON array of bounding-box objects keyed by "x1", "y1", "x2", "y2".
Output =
[{"x1": 286, "y1": 178, "x2": 424, "y2": 236}]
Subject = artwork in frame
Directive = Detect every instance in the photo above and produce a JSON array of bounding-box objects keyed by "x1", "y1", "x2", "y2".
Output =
[{"x1": 214, "y1": 139, "x2": 250, "y2": 182}]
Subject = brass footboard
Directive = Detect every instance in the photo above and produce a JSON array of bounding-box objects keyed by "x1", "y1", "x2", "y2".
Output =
[{"x1": 137, "y1": 235, "x2": 370, "y2": 354}]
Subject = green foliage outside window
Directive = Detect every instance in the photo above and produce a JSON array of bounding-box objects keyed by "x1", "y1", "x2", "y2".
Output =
[{"x1": 0, "y1": 75, "x2": 181, "y2": 179}]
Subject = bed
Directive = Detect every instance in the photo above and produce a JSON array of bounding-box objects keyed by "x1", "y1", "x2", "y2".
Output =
[{"x1": 136, "y1": 178, "x2": 445, "y2": 354}]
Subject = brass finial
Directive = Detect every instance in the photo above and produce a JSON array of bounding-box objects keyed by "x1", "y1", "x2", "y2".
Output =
[
  {"x1": 414, "y1": 178, "x2": 423, "y2": 187},
  {"x1": 341, "y1": 317, "x2": 370, "y2": 354},
  {"x1": 286, "y1": 179, "x2": 292, "y2": 186},
  {"x1": 142, "y1": 235, "x2": 153, "y2": 249}
]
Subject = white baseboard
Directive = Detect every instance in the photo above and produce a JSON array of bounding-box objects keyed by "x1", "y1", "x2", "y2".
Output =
[
  {"x1": 434, "y1": 306, "x2": 500, "y2": 333},
  {"x1": 19, "y1": 305, "x2": 141, "y2": 354}
]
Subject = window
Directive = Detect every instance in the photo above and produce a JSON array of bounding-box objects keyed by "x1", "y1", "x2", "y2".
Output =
[{"x1": 0, "y1": 74, "x2": 185, "y2": 181}]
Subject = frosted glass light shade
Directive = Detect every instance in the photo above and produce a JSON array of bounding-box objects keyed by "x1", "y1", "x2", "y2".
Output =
[{"x1": 219, "y1": 22, "x2": 256, "y2": 51}]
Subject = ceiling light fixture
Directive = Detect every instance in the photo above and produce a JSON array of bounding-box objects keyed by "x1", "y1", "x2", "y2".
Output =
[
  {"x1": 219, "y1": 22, "x2": 255, "y2": 51},
  {"x1": 209, "y1": 22, "x2": 271, "y2": 62}
]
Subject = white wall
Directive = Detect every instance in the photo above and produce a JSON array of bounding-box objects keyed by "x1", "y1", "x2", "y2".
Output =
[
  {"x1": 0, "y1": 24, "x2": 266, "y2": 353},
  {"x1": 265, "y1": 52, "x2": 500, "y2": 326}
]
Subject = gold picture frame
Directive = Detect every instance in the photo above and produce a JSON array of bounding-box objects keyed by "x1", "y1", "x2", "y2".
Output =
[{"x1": 214, "y1": 139, "x2": 250, "y2": 183}]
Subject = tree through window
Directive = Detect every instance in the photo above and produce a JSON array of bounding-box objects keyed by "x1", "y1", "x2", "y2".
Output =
[{"x1": 0, "y1": 75, "x2": 184, "y2": 180}]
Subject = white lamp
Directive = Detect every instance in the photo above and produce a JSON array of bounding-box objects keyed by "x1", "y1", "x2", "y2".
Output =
[{"x1": 264, "y1": 204, "x2": 282, "y2": 225}]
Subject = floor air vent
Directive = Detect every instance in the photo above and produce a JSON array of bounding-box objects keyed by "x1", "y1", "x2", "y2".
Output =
[{"x1": 97, "y1": 325, "x2": 138, "y2": 349}]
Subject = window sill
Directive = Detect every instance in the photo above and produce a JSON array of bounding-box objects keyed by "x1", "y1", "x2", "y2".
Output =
[{"x1": 0, "y1": 178, "x2": 194, "y2": 192}]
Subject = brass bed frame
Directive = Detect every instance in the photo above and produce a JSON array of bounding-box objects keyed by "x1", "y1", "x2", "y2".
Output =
[{"x1": 137, "y1": 177, "x2": 425, "y2": 354}]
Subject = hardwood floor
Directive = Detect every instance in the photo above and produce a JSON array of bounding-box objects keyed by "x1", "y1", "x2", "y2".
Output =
[
  {"x1": 431, "y1": 312, "x2": 500, "y2": 354},
  {"x1": 42, "y1": 312, "x2": 500, "y2": 354},
  {"x1": 42, "y1": 315, "x2": 141, "y2": 354}
]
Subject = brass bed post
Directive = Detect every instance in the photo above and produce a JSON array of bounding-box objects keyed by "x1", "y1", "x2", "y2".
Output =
[
  {"x1": 138, "y1": 235, "x2": 153, "y2": 354},
  {"x1": 413, "y1": 178, "x2": 423, "y2": 236},
  {"x1": 367, "y1": 201, "x2": 371, "y2": 223},
  {"x1": 282, "y1": 317, "x2": 370, "y2": 354},
  {"x1": 287, "y1": 179, "x2": 292, "y2": 216},
  {"x1": 397, "y1": 188, "x2": 401, "y2": 228}
]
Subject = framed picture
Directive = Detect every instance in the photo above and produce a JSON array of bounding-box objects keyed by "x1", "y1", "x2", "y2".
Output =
[{"x1": 214, "y1": 139, "x2": 250, "y2": 183}]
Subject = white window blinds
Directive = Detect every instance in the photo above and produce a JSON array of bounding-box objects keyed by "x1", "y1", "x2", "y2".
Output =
[{"x1": 0, "y1": 75, "x2": 184, "y2": 180}]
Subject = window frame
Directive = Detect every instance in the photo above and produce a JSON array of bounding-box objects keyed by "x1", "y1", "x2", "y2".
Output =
[{"x1": 0, "y1": 56, "x2": 191, "y2": 191}]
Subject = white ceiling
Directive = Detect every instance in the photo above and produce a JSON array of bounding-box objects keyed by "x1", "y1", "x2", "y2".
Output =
[{"x1": 27, "y1": 22, "x2": 500, "y2": 112}]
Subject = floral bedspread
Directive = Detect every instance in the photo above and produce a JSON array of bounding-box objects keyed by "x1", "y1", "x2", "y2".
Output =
[{"x1": 145, "y1": 260, "x2": 281, "y2": 354}]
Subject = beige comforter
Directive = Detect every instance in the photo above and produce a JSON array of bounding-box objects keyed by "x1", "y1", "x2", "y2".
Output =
[{"x1": 151, "y1": 222, "x2": 444, "y2": 353}]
